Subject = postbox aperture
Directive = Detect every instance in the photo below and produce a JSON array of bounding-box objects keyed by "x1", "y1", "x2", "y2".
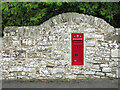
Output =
[{"x1": 71, "y1": 33, "x2": 84, "y2": 65}]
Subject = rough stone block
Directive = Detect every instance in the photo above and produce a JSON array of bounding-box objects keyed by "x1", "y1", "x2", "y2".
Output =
[
  {"x1": 106, "y1": 73, "x2": 115, "y2": 78},
  {"x1": 96, "y1": 72, "x2": 105, "y2": 76},
  {"x1": 100, "y1": 64, "x2": 108, "y2": 67},
  {"x1": 12, "y1": 41, "x2": 20, "y2": 46},
  {"x1": 21, "y1": 39, "x2": 36, "y2": 46},
  {"x1": 28, "y1": 73, "x2": 35, "y2": 77},
  {"x1": 109, "y1": 62, "x2": 118, "y2": 67},
  {"x1": 84, "y1": 71, "x2": 95, "y2": 75},
  {"x1": 11, "y1": 50, "x2": 26, "y2": 58},
  {"x1": 8, "y1": 77, "x2": 17, "y2": 79},
  {"x1": 1, "y1": 50, "x2": 10, "y2": 58},
  {"x1": 111, "y1": 49, "x2": 120, "y2": 57},
  {"x1": 84, "y1": 28, "x2": 96, "y2": 32},
  {"x1": 41, "y1": 61, "x2": 47, "y2": 66},
  {"x1": 102, "y1": 68, "x2": 112, "y2": 72},
  {"x1": 28, "y1": 52, "x2": 41, "y2": 58},
  {"x1": 37, "y1": 46, "x2": 52, "y2": 52},
  {"x1": 104, "y1": 58, "x2": 110, "y2": 61},
  {"x1": 9, "y1": 67, "x2": 23, "y2": 72},
  {"x1": 21, "y1": 72, "x2": 26, "y2": 75},
  {"x1": 49, "y1": 36, "x2": 56, "y2": 41},
  {"x1": 116, "y1": 69, "x2": 120, "y2": 78},
  {"x1": 23, "y1": 68, "x2": 35, "y2": 72},
  {"x1": 55, "y1": 75, "x2": 62, "y2": 78},
  {"x1": 39, "y1": 68, "x2": 49, "y2": 75},
  {"x1": 2, "y1": 37, "x2": 12, "y2": 48},
  {"x1": 50, "y1": 68, "x2": 65, "y2": 74},
  {"x1": 37, "y1": 42, "x2": 52, "y2": 46},
  {"x1": 72, "y1": 69, "x2": 83, "y2": 74},
  {"x1": 93, "y1": 76, "x2": 100, "y2": 78},
  {"x1": 91, "y1": 69, "x2": 101, "y2": 72},
  {"x1": 112, "y1": 58, "x2": 120, "y2": 62},
  {"x1": 86, "y1": 40, "x2": 96, "y2": 47},
  {"x1": 93, "y1": 65, "x2": 100, "y2": 69},
  {"x1": 65, "y1": 75, "x2": 77, "y2": 79},
  {"x1": 4, "y1": 29, "x2": 18, "y2": 36},
  {"x1": 101, "y1": 43, "x2": 108, "y2": 47}
]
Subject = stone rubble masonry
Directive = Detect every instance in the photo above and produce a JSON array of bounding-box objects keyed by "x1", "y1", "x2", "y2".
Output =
[{"x1": 0, "y1": 12, "x2": 120, "y2": 80}]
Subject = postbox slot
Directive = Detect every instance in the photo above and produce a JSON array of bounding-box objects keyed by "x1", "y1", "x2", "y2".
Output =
[
  {"x1": 73, "y1": 40, "x2": 82, "y2": 41},
  {"x1": 73, "y1": 39, "x2": 83, "y2": 41},
  {"x1": 74, "y1": 44, "x2": 81, "y2": 45}
]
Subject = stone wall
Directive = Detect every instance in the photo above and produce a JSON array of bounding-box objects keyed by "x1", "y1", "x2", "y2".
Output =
[{"x1": 0, "y1": 13, "x2": 120, "y2": 80}]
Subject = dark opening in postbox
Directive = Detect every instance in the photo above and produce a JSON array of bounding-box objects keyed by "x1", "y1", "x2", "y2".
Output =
[{"x1": 71, "y1": 33, "x2": 84, "y2": 65}]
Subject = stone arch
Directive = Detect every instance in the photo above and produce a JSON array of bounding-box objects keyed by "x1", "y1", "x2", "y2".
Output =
[
  {"x1": 1, "y1": 12, "x2": 119, "y2": 79},
  {"x1": 40, "y1": 12, "x2": 116, "y2": 40}
]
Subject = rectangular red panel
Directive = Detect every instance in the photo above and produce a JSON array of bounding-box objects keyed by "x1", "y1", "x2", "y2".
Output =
[{"x1": 71, "y1": 33, "x2": 84, "y2": 65}]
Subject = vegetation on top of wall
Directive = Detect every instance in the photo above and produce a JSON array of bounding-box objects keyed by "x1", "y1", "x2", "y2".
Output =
[{"x1": 1, "y1": 2, "x2": 120, "y2": 37}]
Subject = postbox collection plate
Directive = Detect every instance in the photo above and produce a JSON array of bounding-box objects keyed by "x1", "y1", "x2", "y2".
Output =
[{"x1": 71, "y1": 33, "x2": 84, "y2": 65}]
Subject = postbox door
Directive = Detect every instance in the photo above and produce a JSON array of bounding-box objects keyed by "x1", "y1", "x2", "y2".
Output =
[{"x1": 71, "y1": 33, "x2": 84, "y2": 65}]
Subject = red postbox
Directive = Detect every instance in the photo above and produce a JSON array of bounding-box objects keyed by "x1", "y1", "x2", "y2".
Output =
[{"x1": 71, "y1": 33, "x2": 84, "y2": 65}]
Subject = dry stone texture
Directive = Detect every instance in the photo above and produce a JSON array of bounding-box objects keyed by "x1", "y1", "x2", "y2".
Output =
[{"x1": 0, "y1": 13, "x2": 120, "y2": 80}]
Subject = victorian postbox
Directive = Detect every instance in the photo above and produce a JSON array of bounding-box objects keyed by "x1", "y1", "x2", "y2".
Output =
[{"x1": 71, "y1": 33, "x2": 84, "y2": 65}]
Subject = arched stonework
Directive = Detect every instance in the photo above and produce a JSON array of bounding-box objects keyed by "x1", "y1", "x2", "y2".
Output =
[{"x1": 1, "y1": 12, "x2": 120, "y2": 79}]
